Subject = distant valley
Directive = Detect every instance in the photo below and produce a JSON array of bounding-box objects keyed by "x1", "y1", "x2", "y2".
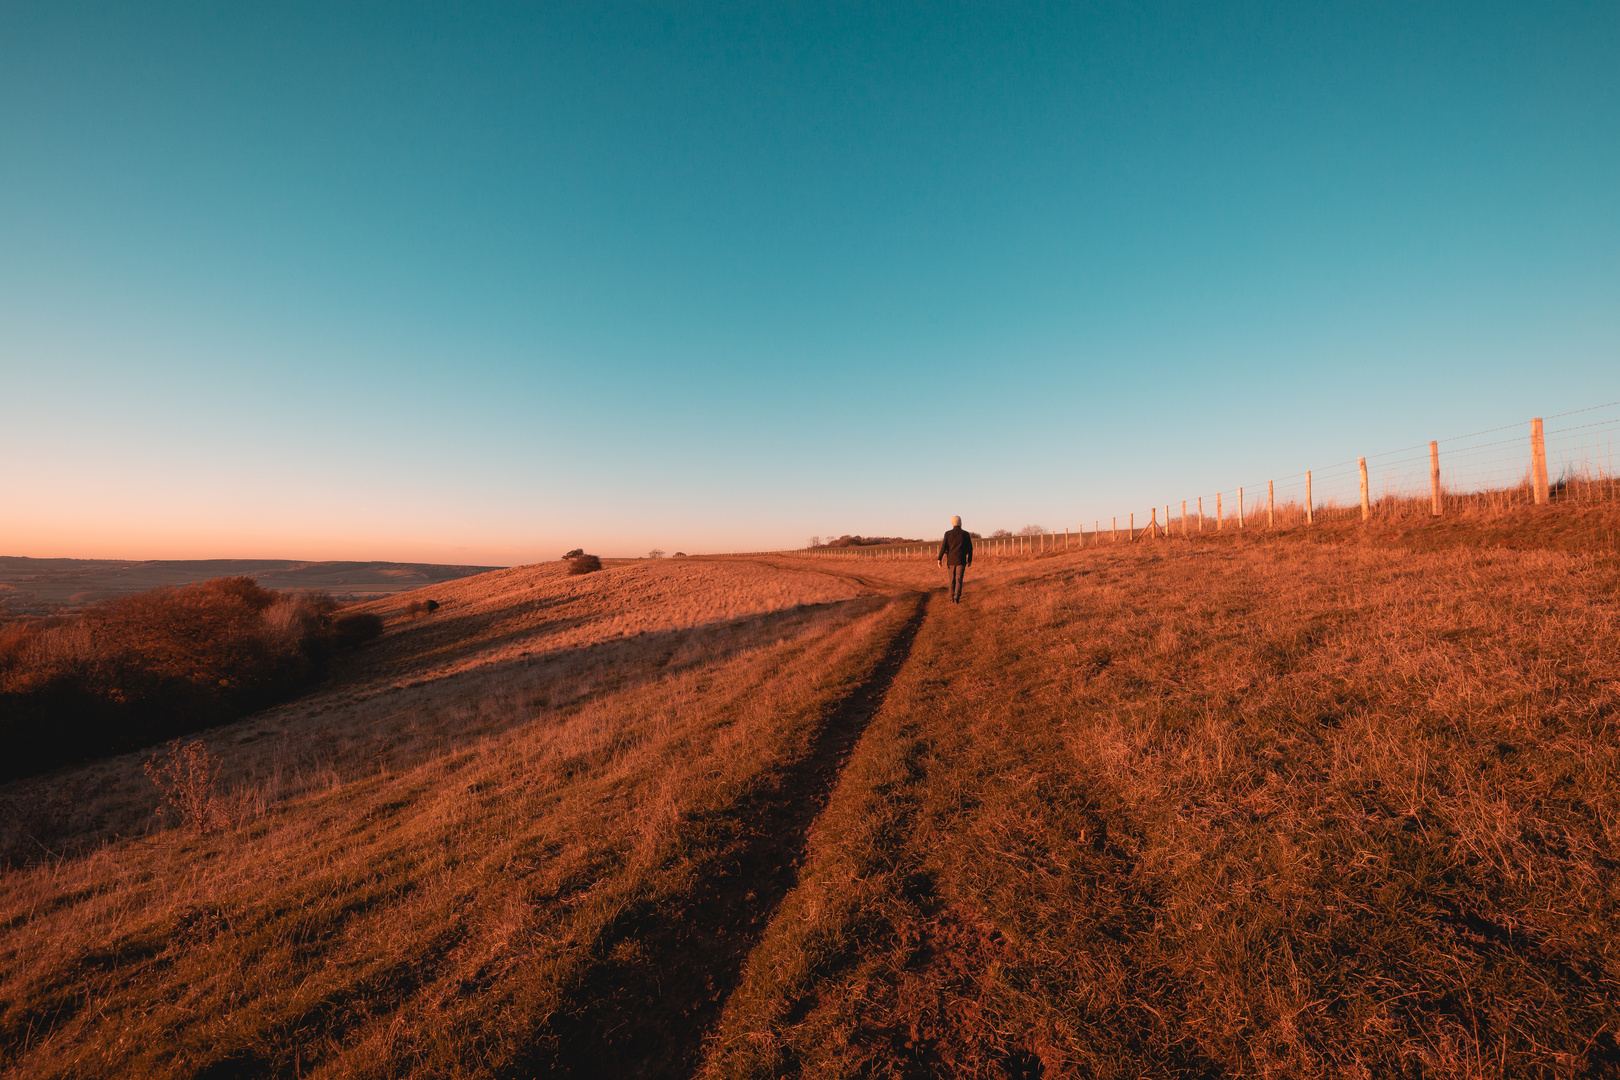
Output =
[{"x1": 0, "y1": 556, "x2": 505, "y2": 614}]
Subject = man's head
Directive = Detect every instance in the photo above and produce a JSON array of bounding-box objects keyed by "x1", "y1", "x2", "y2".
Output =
[{"x1": 951, "y1": 515, "x2": 961, "y2": 528}]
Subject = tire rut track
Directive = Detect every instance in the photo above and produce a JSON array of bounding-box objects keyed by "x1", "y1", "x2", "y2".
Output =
[{"x1": 514, "y1": 590, "x2": 932, "y2": 1079}]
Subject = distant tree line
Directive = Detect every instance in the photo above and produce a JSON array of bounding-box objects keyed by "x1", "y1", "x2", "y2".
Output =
[
  {"x1": 808, "y1": 535, "x2": 926, "y2": 549},
  {"x1": 0, "y1": 577, "x2": 384, "y2": 781}
]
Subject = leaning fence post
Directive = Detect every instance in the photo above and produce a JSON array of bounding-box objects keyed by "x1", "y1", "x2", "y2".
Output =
[
  {"x1": 1531, "y1": 418, "x2": 1549, "y2": 504},
  {"x1": 1359, "y1": 457, "x2": 1370, "y2": 520},
  {"x1": 1306, "y1": 471, "x2": 1314, "y2": 525},
  {"x1": 1429, "y1": 441, "x2": 1442, "y2": 515}
]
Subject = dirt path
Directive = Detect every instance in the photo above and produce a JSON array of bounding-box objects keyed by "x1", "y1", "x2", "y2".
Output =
[{"x1": 514, "y1": 589, "x2": 935, "y2": 1078}]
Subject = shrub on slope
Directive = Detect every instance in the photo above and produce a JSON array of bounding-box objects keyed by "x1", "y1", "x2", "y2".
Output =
[
  {"x1": 0, "y1": 577, "x2": 373, "y2": 780},
  {"x1": 566, "y1": 554, "x2": 604, "y2": 575}
]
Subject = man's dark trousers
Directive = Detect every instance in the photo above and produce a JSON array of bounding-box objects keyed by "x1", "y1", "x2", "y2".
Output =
[{"x1": 948, "y1": 563, "x2": 966, "y2": 602}]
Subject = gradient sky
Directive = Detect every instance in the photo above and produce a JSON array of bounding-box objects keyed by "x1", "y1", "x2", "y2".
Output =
[{"x1": 4, "y1": 2, "x2": 1617, "y2": 563}]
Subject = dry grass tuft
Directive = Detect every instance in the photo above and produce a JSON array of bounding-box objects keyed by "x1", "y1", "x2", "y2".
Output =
[{"x1": 142, "y1": 741, "x2": 229, "y2": 834}]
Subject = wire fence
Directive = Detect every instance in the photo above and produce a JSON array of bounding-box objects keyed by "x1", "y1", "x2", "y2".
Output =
[
  {"x1": 1180, "y1": 401, "x2": 1620, "y2": 534},
  {"x1": 713, "y1": 402, "x2": 1620, "y2": 560}
]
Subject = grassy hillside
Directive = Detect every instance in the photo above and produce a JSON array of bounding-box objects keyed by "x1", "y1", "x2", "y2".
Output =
[{"x1": 1, "y1": 509, "x2": 1617, "y2": 1078}]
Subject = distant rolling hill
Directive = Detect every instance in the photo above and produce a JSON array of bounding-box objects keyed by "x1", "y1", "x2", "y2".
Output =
[{"x1": 0, "y1": 556, "x2": 504, "y2": 613}]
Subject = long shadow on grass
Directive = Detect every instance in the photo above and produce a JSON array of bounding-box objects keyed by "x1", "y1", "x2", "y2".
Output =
[{"x1": 506, "y1": 592, "x2": 933, "y2": 1080}]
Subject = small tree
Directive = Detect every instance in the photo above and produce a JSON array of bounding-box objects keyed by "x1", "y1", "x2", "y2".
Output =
[
  {"x1": 647, "y1": 549, "x2": 665, "y2": 559},
  {"x1": 1017, "y1": 524, "x2": 1046, "y2": 536},
  {"x1": 562, "y1": 548, "x2": 584, "y2": 560}
]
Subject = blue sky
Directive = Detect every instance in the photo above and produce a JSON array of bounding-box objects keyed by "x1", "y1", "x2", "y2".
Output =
[{"x1": 3, "y1": 2, "x2": 1616, "y2": 561}]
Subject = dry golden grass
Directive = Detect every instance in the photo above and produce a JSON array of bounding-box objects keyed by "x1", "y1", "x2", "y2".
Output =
[
  {"x1": 703, "y1": 507, "x2": 1620, "y2": 1078},
  {"x1": 0, "y1": 556, "x2": 897, "y2": 1077},
  {"x1": 3, "y1": 505, "x2": 1619, "y2": 1079}
]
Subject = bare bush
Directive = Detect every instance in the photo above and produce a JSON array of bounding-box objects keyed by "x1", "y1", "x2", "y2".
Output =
[
  {"x1": 143, "y1": 740, "x2": 227, "y2": 833},
  {"x1": 262, "y1": 592, "x2": 335, "y2": 651},
  {"x1": 566, "y1": 554, "x2": 604, "y2": 575}
]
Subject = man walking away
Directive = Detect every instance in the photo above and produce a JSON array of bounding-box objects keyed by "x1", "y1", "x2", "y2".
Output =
[{"x1": 938, "y1": 515, "x2": 973, "y2": 603}]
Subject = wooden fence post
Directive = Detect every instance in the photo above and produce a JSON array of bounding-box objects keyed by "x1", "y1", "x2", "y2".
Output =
[
  {"x1": 1149, "y1": 507, "x2": 1158, "y2": 538},
  {"x1": 1267, "y1": 481, "x2": 1274, "y2": 527},
  {"x1": 1112, "y1": 517, "x2": 1117, "y2": 543},
  {"x1": 1181, "y1": 500, "x2": 1188, "y2": 536},
  {"x1": 1429, "y1": 441, "x2": 1442, "y2": 515},
  {"x1": 1130, "y1": 513, "x2": 1135, "y2": 540},
  {"x1": 1306, "y1": 471, "x2": 1314, "y2": 525},
  {"x1": 1531, "y1": 418, "x2": 1549, "y2": 504},
  {"x1": 1197, "y1": 497, "x2": 1203, "y2": 532},
  {"x1": 1237, "y1": 488, "x2": 1244, "y2": 529},
  {"x1": 1359, "y1": 457, "x2": 1369, "y2": 520},
  {"x1": 1216, "y1": 492, "x2": 1223, "y2": 531}
]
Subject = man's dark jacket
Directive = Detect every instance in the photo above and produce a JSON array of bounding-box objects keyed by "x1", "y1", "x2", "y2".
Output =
[{"x1": 939, "y1": 527, "x2": 973, "y2": 567}]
